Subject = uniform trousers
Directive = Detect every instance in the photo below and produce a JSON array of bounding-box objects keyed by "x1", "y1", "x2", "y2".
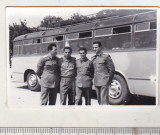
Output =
[
  {"x1": 75, "y1": 87, "x2": 91, "y2": 105},
  {"x1": 60, "y1": 77, "x2": 75, "y2": 105},
  {"x1": 41, "y1": 86, "x2": 58, "y2": 105},
  {"x1": 95, "y1": 85, "x2": 109, "y2": 105}
]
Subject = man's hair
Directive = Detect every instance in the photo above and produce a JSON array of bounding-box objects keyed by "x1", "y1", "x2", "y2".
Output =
[
  {"x1": 79, "y1": 47, "x2": 87, "y2": 53},
  {"x1": 93, "y1": 41, "x2": 102, "y2": 47},
  {"x1": 48, "y1": 43, "x2": 57, "y2": 51},
  {"x1": 63, "y1": 46, "x2": 72, "y2": 52}
]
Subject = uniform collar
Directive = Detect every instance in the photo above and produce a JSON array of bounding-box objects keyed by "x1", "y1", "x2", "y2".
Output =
[
  {"x1": 96, "y1": 51, "x2": 103, "y2": 57},
  {"x1": 63, "y1": 56, "x2": 72, "y2": 61},
  {"x1": 48, "y1": 53, "x2": 56, "y2": 60},
  {"x1": 80, "y1": 57, "x2": 88, "y2": 62}
]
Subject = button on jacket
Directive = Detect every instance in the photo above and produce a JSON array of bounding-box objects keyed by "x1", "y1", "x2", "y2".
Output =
[
  {"x1": 76, "y1": 58, "x2": 94, "y2": 88},
  {"x1": 36, "y1": 55, "x2": 60, "y2": 88},
  {"x1": 91, "y1": 52, "x2": 115, "y2": 86},
  {"x1": 59, "y1": 57, "x2": 76, "y2": 78}
]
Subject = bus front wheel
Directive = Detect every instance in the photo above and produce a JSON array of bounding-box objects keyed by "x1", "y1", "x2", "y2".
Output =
[
  {"x1": 27, "y1": 71, "x2": 40, "y2": 91},
  {"x1": 109, "y1": 74, "x2": 131, "y2": 105}
]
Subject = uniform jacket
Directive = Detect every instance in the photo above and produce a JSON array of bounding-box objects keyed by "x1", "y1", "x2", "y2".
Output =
[
  {"x1": 76, "y1": 58, "x2": 94, "y2": 88},
  {"x1": 91, "y1": 52, "x2": 115, "y2": 86},
  {"x1": 36, "y1": 54, "x2": 60, "y2": 88},
  {"x1": 59, "y1": 56, "x2": 76, "y2": 78}
]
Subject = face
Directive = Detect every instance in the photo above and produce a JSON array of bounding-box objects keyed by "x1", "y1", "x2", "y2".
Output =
[
  {"x1": 49, "y1": 46, "x2": 57, "y2": 58},
  {"x1": 79, "y1": 50, "x2": 87, "y2": 60},
  {"x1": 93, "y1": 43, "x2": 101, "y2": 54},
  {"x1": 64, "y1": 48, "x2": 72, "y2": 59}
]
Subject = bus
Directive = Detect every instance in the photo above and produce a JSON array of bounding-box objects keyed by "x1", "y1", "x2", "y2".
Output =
[{"x1": 11, "y1": 10, "x2": 157, "y2": 105}]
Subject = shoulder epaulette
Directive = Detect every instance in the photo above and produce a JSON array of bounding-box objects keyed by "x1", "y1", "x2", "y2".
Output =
[
  {"x1": 102, "y1": 53, "x2": 110, "y2": 59},
  {"x1": 42, "y1": 55, "x2": 50, "y2": 61},
  {"x1": 42, "y1": 54, "x2": 48, "y2": 58}
]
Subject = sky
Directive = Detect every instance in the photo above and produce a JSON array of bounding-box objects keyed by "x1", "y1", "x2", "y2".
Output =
[{"x1": 7, "y1": 7, "x2": 108, "y2": 28}]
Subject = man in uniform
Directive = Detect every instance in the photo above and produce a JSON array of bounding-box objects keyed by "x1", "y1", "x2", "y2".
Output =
[
  {"x1": 92, "y1": 41, "x2": 115, "y2": 105},
  {"x1": 36, "y1": 43, "x2": 60, "y2": 105},
  {"x1": 59, "y1": 46, "x2": 76, "y2": 105},
  {"x1": 75, "y1": 47, "x2": 94, "y2": 105}
]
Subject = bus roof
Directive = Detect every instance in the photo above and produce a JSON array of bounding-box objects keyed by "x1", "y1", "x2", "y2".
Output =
[{"x1": 13, "y1": 11, "x2": 157, "y2": 41}]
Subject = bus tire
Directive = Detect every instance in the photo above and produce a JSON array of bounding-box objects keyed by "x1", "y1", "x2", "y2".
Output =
[
  {"x1": 27, "y1": 71, "x2": 40, "y2": 91},
  {"x1": 109, "y1": 74, "x2": 131, "y2": 105}
]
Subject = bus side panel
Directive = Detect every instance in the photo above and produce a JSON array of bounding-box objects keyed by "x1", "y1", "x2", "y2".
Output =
[
  {"x1": 11, "y1": 56, "x2": 42, "y2": 83},
  {"x1": 127, "y1": 80, "x2": 156, "y2": 97},
  {"x1": 109, "y1": 50, "x2": 156, "y2": 97},
  {"x1": 126, "y1": 50, "x2": 156, "y2": 97}
]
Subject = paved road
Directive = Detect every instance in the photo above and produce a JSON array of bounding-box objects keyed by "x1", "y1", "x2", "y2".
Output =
[
  {"x1": 8, "y1": 80, "x2": 155, "y2": 107},
  {"x1": 8, "y1": 80, "x2": 98, "y2": 107}
]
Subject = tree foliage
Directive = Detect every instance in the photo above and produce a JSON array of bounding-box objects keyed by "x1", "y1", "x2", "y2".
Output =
[
  {"x1": 39, "y1": 13, "x2": 90, "y2": 28},
  {"x1": 40, "y1": 16, "x2": 63, "y2": 28},
  {"x1": 9, "y1": 20, "x2": 38, "y2": 56},
  {"x1": 9, "y1": 20, "x2": 39, "y2": 67},
  {"x1": 70, "y1": 13, "x2": 89, "y2": 24}
]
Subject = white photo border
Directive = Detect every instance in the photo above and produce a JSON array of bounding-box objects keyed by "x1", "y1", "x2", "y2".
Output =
[{"x1": 0, "y1": 0, "x2": 160, "y2": 127}]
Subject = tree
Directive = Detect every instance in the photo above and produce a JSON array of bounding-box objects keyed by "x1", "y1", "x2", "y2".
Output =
[
  {"x1": 40, "y1": 16, "x2": 63, "y2": 28},
  {"x1": 9, "y1": 20, "x2": 38, "y2": 66},
  {"x1": 70, "y1": 13, "x2": 88, "y2": 24}
]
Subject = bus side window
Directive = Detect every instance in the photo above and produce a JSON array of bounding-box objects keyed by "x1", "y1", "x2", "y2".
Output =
[
  {"x1": 95, "y1": 26, "x2": 131, "y2": 51},
  {"x1": 66, "y1": 33, "x2": 78, "y2": 40},
  {"x1": 33, "y1": 38, "x2": 41, "y2": 44},
  {"x1": 43, "y1": 36, "x2": 53, "y2": 43},
  {"x1": 113, "y1": 26, "x2": 131, "y2": 34},
  {"x1": 18, "y1": 46, "x2": 23, "y2": 55},
  {"x1": 13, "y1": 41, "x2": 23, "y2": 55},
  {"x1": 95, "y1": 28, "x2": 112, "y2": 37},
  {"x1": 150, "y1": 21, "x2": 157, "y2": 30},
  {"x1": 23, "y1": 45, "x2": 37, "y2": 55},
  {"x1": 79, "y1": 31, "x2": 92, "y2": 39},
  {"x1": 13, "y1": 46, "x2": 19, "y2": 55},
  {"x1": 24, "y1": 39, "x2": 33, "y2": 45},
  {"x1": 135, "y1": 22, "x2": 150, "y2": 32},
  {"x1": 134, "y1": 22, "x2": 156, "y2": 49},
  {"x1": 55, "y1": 35, "x2": 63, "y2": 41},
  {"x1": 14, "y1": 40, "x2": 23, "y2": 46}
]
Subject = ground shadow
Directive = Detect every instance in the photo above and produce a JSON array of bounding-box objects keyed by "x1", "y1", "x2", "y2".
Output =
[
  {"x1": 17, "y1": 85, "x2": 40, "y2": 92},
  {"x1": 129, "y1": 95, "x2": 155, "y2": 105}
]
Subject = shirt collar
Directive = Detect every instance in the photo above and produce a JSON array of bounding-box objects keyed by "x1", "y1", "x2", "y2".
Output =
[
  {"x1": 48, "y1": 53, "x2": 56, "y2": 60},
  {"x1": 80, "y1": 57, "x2": 88, "y2": 62},
  {"x1": 96, "y1": 51, "x2": 103, "y2": 57},
  {"x1": 63, "y1": 56, "x2": 72, "y2": 61}
]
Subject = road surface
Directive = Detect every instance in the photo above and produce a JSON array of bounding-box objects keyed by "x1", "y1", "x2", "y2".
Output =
[{"x1": 8, "y1": 79, "x2": 155, "y2": 107}]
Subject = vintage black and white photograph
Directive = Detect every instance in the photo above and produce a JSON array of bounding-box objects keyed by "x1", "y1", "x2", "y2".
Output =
[{"x1": 7, "y1": 7, "x2": 157, "y2": 107}]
